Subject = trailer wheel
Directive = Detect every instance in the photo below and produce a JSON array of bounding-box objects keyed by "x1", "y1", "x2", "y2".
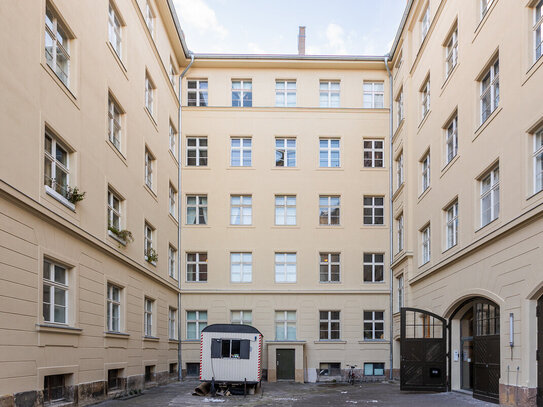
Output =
[{"x1": 211, "y1": 377, "x2": 216, "y2": 397}]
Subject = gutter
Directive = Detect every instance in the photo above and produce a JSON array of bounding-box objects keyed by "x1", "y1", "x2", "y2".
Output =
[
  {"x1": 177, "y1": 52, "x2": 195, "y2": 381},
  {"x1": 166, "y1": 0, "x2": 191, "y2": 58},
  {"x1": 383, "y1": 55, "x2": 394, "y2": 382},
  {"x1": 192, "y1": 53, "x2": 385, "y2": 62},
  {"x1": 388, "y1": 0, "x2": 414, "y2": 60}
]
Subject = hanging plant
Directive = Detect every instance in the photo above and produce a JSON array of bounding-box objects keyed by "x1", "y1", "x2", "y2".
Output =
[
  {"x1": 108, "y1": 225, "x2": 134, "y2": 244},
  {"x1": 145, "y1": 247, "x2": 158, "y2": 263},
  {"x1": 66, "y1": 186, "x2": 86, "y2": 204}
]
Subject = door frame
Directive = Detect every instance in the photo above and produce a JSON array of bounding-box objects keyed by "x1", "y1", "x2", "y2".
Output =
[{"x1": 276, "y1": 348, "x2": 295, "y2": 381}]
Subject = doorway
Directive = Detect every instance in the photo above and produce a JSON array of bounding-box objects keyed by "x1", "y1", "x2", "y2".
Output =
[
  {"x1": 460, "y1": 307, "x2": 473, "y2": 391},
  {"x1": 276, "y1": 349, "x2": 295, "y2": 380}
]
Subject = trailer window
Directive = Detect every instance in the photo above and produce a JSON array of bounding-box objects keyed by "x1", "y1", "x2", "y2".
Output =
[
  {"x1": 221, "y1": 339, "x2": 241, "y2": 358},
  {"x1": 212, "y1": 338, "x2": 251, "y2": 359}
]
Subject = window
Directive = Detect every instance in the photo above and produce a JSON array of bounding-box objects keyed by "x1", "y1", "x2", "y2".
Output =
[
  {"x1": 475, "y1": 302, "x2": 500, "y2": 336},
  {"x1": 275, "y1": 138, "x2": 296, "y2": 167},
  {"x1": 535, "y1": 1, "x2": 543, "y2": 61},
  {"x1": 186, "y1": 252, "x2": 207, "y2": 282},
  {"x1": 276, "y1": 80, "x2": 296, "y2": 107},
  {"x1": 144, "y1": 1, "x2": 154, "y2": 37},
  {"x1": 397, "y1": 214, "x2": 404, "y2": 253},
  {"x1": 186, "y1": 137, "x2": 208, "y2": 166},
  {"x1": 108, "y1": 95, "x2": 122, "y2": 152},
  {"x1": 480, "y1": 58, "x2": 499, "y2": 124},
  {"x1": 187, "y1": 195, "x2": 207, "y2": 225},
  {"x1": 144, "y1": 365, "x2": 155, "y2": 383},
  {"x1": 319, "y1": 253, "x2": 340, "y2": 283},
  {"x1": 275, "y1": 253, "x2": 297, "y2": 283},
  {"x1": 107, "y1": 189, "x2": 122, "y2": 231},
  {"x1": 534, "y1": 128, "x2": 543, "y2": 193},
  {"x1": 186, "y1": 363, "x2": 200, "y2": 377},
  {"x1": 213, "y1": 338, "x2": 250, "y2": 359},
  {"x1": 169, "y1": 60, "x2": 177, "y2": 86},
  {"x1": 363, "y1": 82, "x2": 384, "y2": 108},
  {"x1": 319, "y1": 138, "x2": 340, "y2": 167},
  {"x1": 107, "y1": 369, "x2": 122, "y2": 392},
  {"x1": 363, "y1": 139, "x2": 384, "y2": 168},
  {"x1": 395, "y1": 49, "x2": 404, "y2": 70},
  {"x1": 169, "y1": 363, "x2": 178, "y2": 378},
  {"x1": 230, "y1": 252, "x2": 252, "y2": 283},
  {"x1": 364, "y1": 363, "x2": 385, "y2": 376},
  {"x1": 319, "y1": 363, "x2": 341, "y2": 376},
  {"x1": 421, "y1": 152, "x2": 430, "y2": 192},
  {"x1": 363, "y1": 253, "x2": 384, "y2": 283},
  {"x1": 480, "y1": 166, "x2": 499, "y2": 227},
  {"x1": 231, "y1": 138, "x2": 252, "y2": 167},
  {"x1": 144, "y1": 222, "x2": 155, "y2": 261},
  {"x1": 481, "y1": 0, "x2": 494, "y2": 17},
  {"x1": 319, "y1": 195, "x2": 340, "y2": 225},
  {"x1": 169, "y1": 183, "x2": 177, "y2": 217},
  {"x1": 145, "y1": 73, "x2": 155, "y2": 116},
  {"x1": 144, "y1": 147, "x2": 154, "y2": 190},
  {"x1": 363, "y1": 311, "x2": 384, "y2": 340},
  {"x1": 446, "y1": 201, "x2": 459, "y2": 249},
  {"x1": 445, "y1": 116, "x2": 458, "y2": 164},
  {"x1": 363, "y1": 196, "x2": 384, "y2": 225},
  {"x1": 421, "y1": 77, "x2": 430, "y2": 118},
  {"x1": 397, "y1": 275, "x2": 404, "y2": 310},
  {"x1": 421, "y1": 225, "x2": 431, "y2": 264},
  {"x1": 231, "y1": 310, "x2": 252, "y2": 325},
  {"x1": 45, "y1": 4, "x2": 70, "y2": 86},
  {"x1": 43, "y1": 260, "x2": 68, "y2": 324},
  {"x1": 445, "y1": 26, "x2": 458, "y2": 77},
  {"x1": 275, "y1": 311, "x2": 296, "y2": 340},
  {"x1": 168, "y1": 245, "x2": 177, "y2": 279},
  {"x1": 144, "y1": 297, "x2": 153, "y2": 336},
  {"x1": 106, "y1": 283, "x2": 121, "y2": 332},
  {"x1": 396, "y1": 151, "x2": 404, "y2": 188},
  {"x1": 319, "y1": 311, "x2": 340, "y2": 340},
  {"x1": 396, "y1": 88, "x2": 404, "y2": 124},
  {"x1": 187, "y1": 311, "x2": 207, "y2": 339},
  {"x1": 168, "y1": 307, "x2": 177, "y2": 339},
  {"x1": 44, "y1": 130, "x2": 70, "y2": 198},
  {"x1": 421, "y1": 4, "x2": 430, "y2": 41},
  {"x1": 275, "y1": 195, "x2": 296, "y2": 225},
  {"x1": 108, "y1": 3, "x2": 122, "y2": 57},
  {"x1": 230, "y1": 195, "x2": 252, "y2": 225},
  {"x1": 232, "y1": 80, "x2": 252, "y2": 107},
  {"x1": 169, "y1": 121, "x2": 177, "y2": 157},
  {"x1": 187, "y1": 80, "x2": 208, "y2": 106},
  {"x1": 44, "y1": 374, "x2": 68, "y2": 404},
  {"x1": 319, "y1": 81, "x2": 340, "y2": 107}
]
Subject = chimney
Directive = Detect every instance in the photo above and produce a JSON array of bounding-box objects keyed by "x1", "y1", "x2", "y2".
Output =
[{"x1": 298, "y1": 26, "x2": 306, "y2": 55}]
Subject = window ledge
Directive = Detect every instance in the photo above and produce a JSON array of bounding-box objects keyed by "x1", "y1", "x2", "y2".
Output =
[
  {"x1": 169, "y1": 339, "x2": 180, "y2": 344},
  {"x1": 183, "y1": 166, "x2": 211, "y2": 170},
  {"x1": 440, "y1": 63, "x2": 459, "y2": 95},
  {"x1": 106, "y1": 139, "x2": 128, "y2": 166},
  {"x1": 393, "y1": 119, "x2": 405, "y2": 141},
  {"x1": 313, "y1": 340, "x2": 347, "y2": 344},
  {"x1": 316, "y1": 167, "x2": 344, "y2": 171},
  {"x1": 144, "y1": 106, "x2": 158, "y2": 130},
  {"x1": 169, "y1": 149, "x2": 179, "y2": 164},
  {"x1": 417, "y1": 110, "x2": 432, "y2": 132},
  {"x1": 271, "y1": 225, "x2": 300, "y2": 229},
  {"x1": 475, "y1": 217, "x2": 500, "y2": 233},
  {"x1": 36, "y1": 323, "x2": 82, "y2": 335},
  {"x1": 473, "y1": 0, "x2": 499, "y2": 42},
  {"x1": 180, "y1": 340, "x2": 200, "y2": 343},
  {"x1": 108, "y1": 230, "x2": 127, "y2": 246},
  {"x1": 271, "y1": 167, "x2": 300, "y2": 171},
  {"x1": 317, "y1": 225, "x2": 344, "y2": 229},
  {"x1": 360, "y1": 167, "x2": 387, "y2": 171},
  {"x1": 227, "y1": 225, "x2": 255, "y2": 229},
  {"x1": 184, "y1": 224, "x2": 210, "y2": 228},
  {"x1": 358, "y1": 340, "x2": 389, "y2": 344},
  {"x1": 523, "y1": 54, "x2": 543, "y2": 85},
  {"x1": 474, "y1": 107, "x2": 502, "y2": 141},
  {"x1": 169, "y1": 213, "x2": 179, "y2": 225},
  {"x1": 143, "y1": 336, "x2": 160, "y2": 342},
  {"x1": 104, "y1": 331, "x2": 130, "y2": 338},
  {"x1": 417, "y1": 186, "x2": 432, "y2": 202},
  {"x1": 106, "y1": 41, "x2": 128, "y2": 79},
  {"x1": 440, "y1": 154, "x2": 460, "y2": 178},
  {"x1": 144, "y1": 184, "x2": 158, "y2": 200},
  {"x1": 45, "y1": 186, "x2": 75, "y2": 211},
  {"x1": 227, "y1": 166, "x2": 254, "y2": 170},
  {"x1": 392, "y1": 183, "x2": 405, "y2": 201},
  {"x1": 144, "y1": 257, "x2": 157, "y2": 267},
  {"x1": 266, "y1": 340, "x2": 306, "y2": 344}
]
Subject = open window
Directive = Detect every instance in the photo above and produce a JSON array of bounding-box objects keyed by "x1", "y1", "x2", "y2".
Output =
[{"x1": 211, "y1": 338, "x2": 250, "y2": 359}]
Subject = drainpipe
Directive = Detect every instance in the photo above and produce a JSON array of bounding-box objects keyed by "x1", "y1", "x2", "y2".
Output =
[
  {"x1": 178, "y1": 52, "x2": 194, "y2": 381},
  {"x1": 383, "y1": 55, "x2": 394, "y2": 381}
]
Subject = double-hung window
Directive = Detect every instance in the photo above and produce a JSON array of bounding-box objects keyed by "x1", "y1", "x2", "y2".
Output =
[
  {"x1": 168, "y1": 245, "x2": 177, "y2": 279},
  {"x1": 319, "y1": 311, "x2": 340, "y2": 340},
  {"x1": 534, "y1": 128, "x2": 543, "y2": 193},
  {"x1": 108, "y1": 95, "x2": 122, "y2": 152},
  {"x1": 275, "y1": 253, "x2": 296, "y2": 283},
  {"x1": 319, "y1": 253, "x2": 340, "y2": 283},
  {"x1": 231, "y1": 138, "x2": 252, "y2": 166},
  {"x1": 319, "y1": 81, "x2": 340, "y2": 107},
  {"x1": 169, "y1": 60, "x2": 177, "y2": 86},
  {"x1": 396, "y1": 88, "x2": 404, "y2": 124},
  {"x1": 481, "y1": 0, "x2": 494, "y2": 17},
  {"x1": 363, "y1": 311, "x2": 384, "y2": 340},
  {"x1": 144, "y1": 297, "x2": 153, "y2": 336},
  {"x1": 230, "y1": 252, "x2": 252, "y2": 283},
  {"x1": 363, "y1": 82, "x2": 384, "y2": 108},
  {"x1": 363, "y1": 253, "x2": 384, "y2": 283},
  {"x1": 446, "y1": 201, "x2": 458, "y2": 249},
  {"x1": 144, "y1": 222, "x2": 155, "y2": 261},
  {"x1": 145, "y1": 1, "x2": 155, "y2": 38},
  {"x1": 44, "y1": 131, "x2": 70, "y2": 198},
  {"x1": 535, "y1": 1, "x2": 543, "y2": 61},
  {"x1": 186, "y1": 195, "x2": 207, "y2": 225},
  {"x1": 396, "y1": 151, "x2": 404, "y2": 188},
  {"x1": 275, "y1": 138, "x2": 296, "y2": 167},
  {"x1": 275, "y1": 195, "x2": 296, "y2": 225},
  {"x1": 144, "y1": 148, "x2": 154, "y2": 190},
  {"x1": 275, "y1": 311, "x2": 296, "y2": 340},
  {"x1": 187, "y1": 80, "x2": 208, "y2": 106},
  {"x1": 186, "y1": 311, "x2": 207, "y2": 340},
  {"x1": 107, "y1": 283, "x2": 121, "y2": 332},
  {"x1": 365, "y1": 363, "x2": 385, "y2": 376},
  {"x1": 363, "y1": 139, "x2": 384, "y2": 168},
  {"x1": 45, "y1": 4, "x2": 71, "y2": 86},
  {"x1": 421, "y1": 225, "x2": 431, "y2": 264},
  {"x1": 187, "y1": 252, "x2": 207, "y2": 282},
  {"x1": 319, "y1": 196, "x2": 340, "y2": 225},
  {"x1": 319, "y1": 139, "x2": 340, "y2": 167},
  {"x1": 397, "y1": 275, "x2": 404, "y2": 310},
  {"x1": 421, "y1": 5, "x2": 430, "y2": 41},
  {"x1": 480, "y1": 166, "x2": 499, "y2": 227},
  {"x1": 169, "y1": 183, "x2": 176, "y2": 217},
  {"x1": 445, "y1": 116, "x2": 458, "y2": 164},
  {"x1": 232, "y1": 80, "x2": 252, "y2": 107},
  {"x1": 144, "y1": 73, "x2": 155, "y2": 116},
  {"x1": 168, "y1": 308, "x2": 177, "y2": 339},
  {"x1": 107, "y1": 189, "x2": 122, "y2": 231},
  {"x1": 275, "y1": 80, "x2": 296, "y2": 107},
  {"x1": 363, "y1": 196, "x2": 384, "y2": 225},
  {"x1": 231, "y1": 310, "x2": 252, "y2": 325},
  {"x1": 230, "y1": 195, "x2": 252, "y2": 225},
  {"x1": 43, "y1": 260, "x2": 68, "y2": 324},
  {"x1": 397, "y1": 214, "x2": 404, "y2": 253},
  {"x1": 186, "y1": 137, "x2": 208, "y2": 166},
  {"x1": 445, "y1": 26, "x2": 458, "y2": 77},
  {"x1": 108, "y1": 3, "x2": 122, "y2": 58},
  {"x1": 421, "y1": 77, "x2": 430, "y2": 119},
  {"x1": 480, "y1": 58, "x2": 499, "y2": 124},
  {"x1": 169, "y1": 121, "x2": 177, "y2": 157},
  {"x1": 421, "y1": 153, "x2": 430, "y2": 192}
]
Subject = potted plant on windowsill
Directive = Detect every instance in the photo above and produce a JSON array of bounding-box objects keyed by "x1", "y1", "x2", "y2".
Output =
[
  {"x1": 66, "y1": 186, "x2": 86, "y2": 204},
  {"x1": 108, "y1": 224, "x2": 134, "y2": 246},
  {"x1": 145, "y1": 248, "x2": 158, "y2": 264}
]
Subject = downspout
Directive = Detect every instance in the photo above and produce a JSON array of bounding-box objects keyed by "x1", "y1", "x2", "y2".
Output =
[
  {"x1": 383, "y1": 55, "x2": 394, "y2": 381},
  {"x1": 178, "y1": 52, "x2": 194, "y2": 381}
]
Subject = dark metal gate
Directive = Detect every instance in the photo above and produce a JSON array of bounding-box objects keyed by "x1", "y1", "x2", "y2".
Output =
[
  {"x1": 400, "y1": 307, "x2": 447, "y2": 392},
  {"x1": 472, "y1": 299, "x2": 500, "y2": 404}
]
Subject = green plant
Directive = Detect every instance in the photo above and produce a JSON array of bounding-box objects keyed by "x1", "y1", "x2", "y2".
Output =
[
  {"x1": 66, "y1": 186, "x2": 86, "y2": 204},
  {"x1": 145, "y1": 247, "x2": 158, "y2": 263},
  {"x1": 108, "y1": 225, "x2": 134, "y2": 244}
]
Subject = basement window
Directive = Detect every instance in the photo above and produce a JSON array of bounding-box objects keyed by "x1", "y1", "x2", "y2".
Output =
[
  {"x1": 145, "y1": 365, "x2": 155, "y2": 383},
  {"x1": 319, "y1": 362, "x2": 341, "y2": 376},
  {"x1": 44, "y1": 374, "x2": 69, "y2": 405},
  {"x1": 107, "y1": 369, "x2": 122, "y2": 392}
]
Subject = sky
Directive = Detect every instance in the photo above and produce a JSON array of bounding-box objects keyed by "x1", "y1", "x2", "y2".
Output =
[{"x1": 172, "y1": 0, "x2": 407, "y2": 56}]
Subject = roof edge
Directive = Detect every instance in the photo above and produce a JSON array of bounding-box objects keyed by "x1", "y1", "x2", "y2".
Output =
[
  {"x1": 193, "y1": 53, "x2": 385, "y2": 62},
  {"x1": 166, "y1": 0, "x2": 192, "y2": 58},
  {"x1": 388, "y1": 0, "x2": 414, "y2": 59}
]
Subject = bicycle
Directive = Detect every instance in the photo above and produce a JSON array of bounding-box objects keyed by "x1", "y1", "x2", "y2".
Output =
[{"x1": 347, "y1": 364, "x2": 357, "y2": 385}]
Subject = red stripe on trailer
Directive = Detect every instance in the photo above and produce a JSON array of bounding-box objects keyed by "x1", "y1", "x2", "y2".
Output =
[
  {"x1": 199, "y1": 332, "x2": 203, "y2": 380},
  {"x1": 257, "y1": 334, "x2": 263, "y2": 381}
]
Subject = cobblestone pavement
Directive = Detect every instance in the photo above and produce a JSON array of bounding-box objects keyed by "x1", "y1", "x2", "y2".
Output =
[{"x1": 95, "y1": 379, "x2": 496, "y2": 407}]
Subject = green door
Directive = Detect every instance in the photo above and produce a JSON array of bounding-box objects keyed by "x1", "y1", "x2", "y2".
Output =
[{"x1": 276, "y1": 349, "x2": 295, "y2": 380}]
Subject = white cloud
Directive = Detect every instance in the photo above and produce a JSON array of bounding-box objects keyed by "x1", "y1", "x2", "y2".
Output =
[
  {"x1": 248, "y1": 42, "x2": 266, "y2": 54},
  {"x1": 173, "y1": 0, "x2": 227, "y2": 39},
  {"x1": 325, "y1": 23, "x2": 347, "y2": 54}
]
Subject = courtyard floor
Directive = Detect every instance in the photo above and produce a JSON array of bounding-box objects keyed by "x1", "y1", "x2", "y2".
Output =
[{"x1": 95, "y1": 379, "x2": 496, "y2": 406}]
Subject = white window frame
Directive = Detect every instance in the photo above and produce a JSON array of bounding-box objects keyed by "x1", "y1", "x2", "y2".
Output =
[
  {"x1": 363, "y1": 310, "x2": 385, "y2": 341},
  {"x1": 169, "y1": 183, "x2": 176, "y2": 217},
  {"x1": 481, "y1": 0, "x2": 494, "y2": 18},
  {"x1": 45, "y1": 4, "x2": 70, "y2": 86},
  {"x1": 144, "y1": 297, "x2": 153, "y2": 337},
  {"x1": 319, "y1": 311, "x2": 341, "y2": 340},
  {"x1": 186, "y1": 137, "x2": 208, "y2": 166},
  {"x1": 446, "y1": 201, "x2": 458, "y2": 249},
  {"x1": 107, "y1": 283, "x2": 121, "y2": 332},
  {"x1": 396, "y1": 88, "x2": 404, "y2": 125},
  {"x1": 363, "y1": 139, "x2": 384, "y2": 168},
  {"x1": 319, "y1": 253, "x2": 340, "y2": 283},
  {"x1": 319, "y1": 195, "x2": 341, "y2": 226},
  {"x1": 480, "y1": 166, "x2": 500, "y2": 227},
  {"x1": 397, "y1": 275, "x2": 404, "y2": 311},
  {"x1": 231, "y1": 310, "x2": 252, "y2": 325},
  {"x1": 445, "y1": 26, "x2": 458, "y2": 77},
  {"x1": 144, "y1": 148, "x2": 154, "y2": 190},
  {"x1": 275, "y1": 195, "x2": 296, "y2": 225},
  {"x1": 44, "y1": 131, "x2": 70, "y2": 198},
  {"x1": 319, "y1": 138, "x2": 340, "y2": 168},
  {"x1": 231, "y1": 80, "x2": 252, "y2": 107},
  {"x1": 319, "y1": 81, "x2": 340, "y2": 107},
  {"x1": 421, "y1": 225, "x2": 431, "y2": 264},
  {"x1": 275, "y1": 311, "x2": 296, "y2": 340},
  {"x1": 363, "y1": 81, "x2": 385, "y2": 108},
  {"x1": 421, "y1": 153, "x2": 430, "y2": 192},
  {"x1": 421, "y1": 77, "x2": 430, "y2": 119},
  {"x1": 108, "y1": 3, "x2": 122, "y2": 58},
  {"x1": 186, "y1": 195, "x2": 208, "y2": 225},
  {"x1": 43, "y1": 260, "x2": 68, "y2": 324},
  {"x1": 186, "y1": 252, "x2": 207, "y2": 282},
  {"x1": 275, "y1": 80, "x2": 296, "y2": 107},
  {"x1": 145, "y1": 0, "x2": 155, "y2": 38},
  {"x1": 230, "y1": 195, "x2": 252, "y2": 225},
  {"x1": 145, "y1": 73, "x2": 155, "y2": 116},
  {"x1": 363, "y1": 196, "x2": 384, "y2": 225},
  {"x1": 169, "y1": 60, "x2": 177, "y2": 87},
  {"x1": 187, "y1": 79, "x2": 208, "y2": 107},
  {"x1": 186, "y1": 310, "x2": 207, "y2": 340},
  {"x1": 396, "y1": 151, "x2": 404, "y2": 188},
  {"x1": 108, "y1": 95, "x2": 122, "y2": 152},
  {"x1": 168, "y1": 245, "x2": 177, "y2": 279},
  {"x1": 534, "y1": 127, "x2": 543, "y2": 193},
  {"x1": 169, "y1": 121, "x2": 177, "y2": 157},
  {"x1": 363, "y1": 253, "x2": 385, "y2": 283},
  {"x1": 107, "y1": 189, "x2": 122, "y2": 231},
  {"x1": 421, "y1": 4, "x2": 430, "y2": 41},
  {"x1": 275, "y1": 252, "x2": 297, "y2": 283},
  {"x1": 230, "y1": 252, "x2": 252, "y2": 283},
  {"x1": 535, "y1": 0, "x2": 543, "y2": 61},
  {"x1": 445, "y1": 116, "x2": 458, "y2": 164},
  {"x1": 144, "y1": 222, "x2": 154, "y2": 260},
  {"x1": 275, "y1": 138, "x2": 297, "y2": 167},
  {"x1": 480, "y1": 58, "x2": 499, "y2": 124},
  {"x1": 230, "y1": 138, "x2": 252, "y2": 167},
  {"x1": 168, "y1": 307, "x2": 177, "y2": 339},
  {"x1": 397, "y1": 214, "x2": 404, "y2": 253}
]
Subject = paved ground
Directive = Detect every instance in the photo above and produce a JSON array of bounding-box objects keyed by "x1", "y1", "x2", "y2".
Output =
[{"x1": 95, "y1": 379, "x2": 496, "y2": 406}]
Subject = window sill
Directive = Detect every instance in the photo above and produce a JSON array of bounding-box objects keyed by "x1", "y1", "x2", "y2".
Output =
[
  {"x1": 36, "y1": 323, "x2": 82, "y2": 335},
  {"x1": 360, "y1": 167, "x2": 387, "y2": 171},
  {"x1": 392, "y1": 183, "x2": 405, "y2": 201},
  {"x1": 184, "y1": 224, "x2": 210, "y2": 228},
  {"x1": 442, "y1": 243, "x2": 458, "y2": 255},
  {"x1": 417, "y1": 186, "x2": 432, "y2": 202},
  {"x1": 169, "y1": 149, "x2": 179, "y2": 164},
  {"x1": 144, "y1": 184, "x2": 158, "y2": 201},
  {"x1": 180, "y1": 339, "x2": 200, "y2": 343},
  {"x1": 316, "y1": 167, "x2": 343, "y2": 171},
  {"x1": 40, "y1": 62, "x2": 79, "y2": 109},
  {"x1": 143, "y1": 336, "x2": 160, "y2": 342},
  {"x1": 106, "y1": 41, "x2": 128, "y2": 79},
  {"x1": 360, "y1": 225, "x2": 387, "y2": 229},
  {"x1": 440, "y1": 154, "x2": 460, "y2": 178},
  {"x1": 144, "y1": 106, "x2": 158, "y2": 130},
  {"x1": 227, "y1": 166, "x2": 255, "y2": 170},
  {"x1": 227, "y1": 225, "x2": 255, "y2": 229},
  {"x1": 313, "y1": 340, "x2": 347, "y2": 344},
  {"x1": 144, "y1": 257, "x2": 157, "y2": 267},
  {"x1": 271, "y1": 167, "x2": 300, "y2": 171},
  {"x1": 271, "y1": 225, "x2": 300, "y2": 229},
  {"x1": 475, "y1": 217, "x2": 500, "y2": 233},
  {"x1": 266, "y1": 340, "x2": 306, "y2": 344},
  {"x1": 169, "y1": 213, "x2": 179, "y2": 225},
  {"x1": 45, "y1": 186, "x2": 76, "y2": 212},
  {"x1": 106, "y1": 139, "x2": 128, "y2": 166},
  {"x1": 474, "y1": 106, "x2": 502, "y2": 141},
  {"x1": 108, "y1": 230, "x2": 127, "y2": 246},
  {"x1": 523, "y1": 54, "x2": 543, "y2": 86},
  {"x1": 393, "y1": 119, "x2": 405, "y2": 141},
  {"x1": 418, "y1": 260, "x2": 431, "y2": 269},
  {"x1": 417, "y1": 110, "x2": 432, "y2": 132},
  {"x1": 526, "y1": 188, "x2": 543, "y2": 202},
  {"x1": 183, "y1": 166, "x2": 211, "y2": 170},
  {"x1": 317, "y1": 225, "x2": 344, "y2": 229},
  {"x1": 104, "y1": 331, "x2": 130, "y2": 338},
  {"x1": 169, "y1": 338, "x2": 180, "y2": 344},
  {"x1": 358, "y1": 340, "x2": 389, "y2": 344},
  {"x1": 440, "y1": 62, "x2": 459, "y2": 95},
  {"x1": 473, "y1": 0, "x2": 499, "y2": 43}
]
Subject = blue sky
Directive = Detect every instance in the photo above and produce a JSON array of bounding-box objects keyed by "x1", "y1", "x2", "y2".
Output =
[{"x1": 172, "y1": 0, "x2": 407, "y2": 55}]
